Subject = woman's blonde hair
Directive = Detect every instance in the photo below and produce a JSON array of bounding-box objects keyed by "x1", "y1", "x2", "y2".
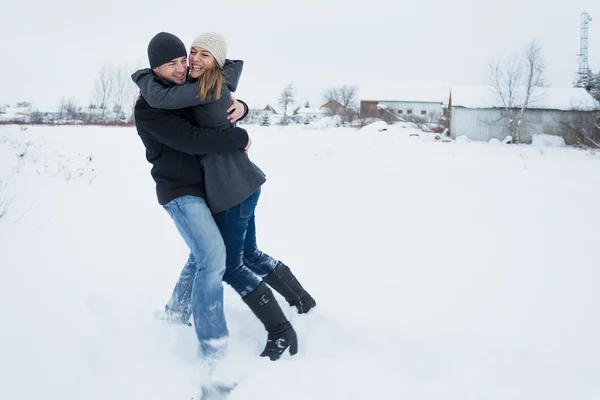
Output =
[{"x1": 197, "y1": 63, "x2": 224, "y2": 101}]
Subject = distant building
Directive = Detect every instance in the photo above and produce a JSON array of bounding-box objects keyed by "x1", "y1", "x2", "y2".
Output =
[
  {"x1": 0, "y1": 104, "x2": 34, "y2": 122},
  {"x1": 294, "y1": 105, "x2": 326, "y2": 124},
  {"x1": 359, "y1": 84, "x2": 446, "y2": 122},
  {"x1": 251, "y1": 102, "x2": 346, "y2": 125},
  {"x1": 449, "y1": 86, "x2": 600, "y2": 143},
  {"x1": 263, "y1": 104, "x2": 279, "y2": 114},
  {"x1": 361, "y1": 100, "x2": 443, "y2": 122},
  {"x1": 320, "y1": 100, "x2": 344, "y2": 115}
]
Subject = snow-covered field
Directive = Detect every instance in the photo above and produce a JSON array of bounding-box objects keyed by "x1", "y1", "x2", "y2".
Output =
[{"x1": 1, "y1": 124, "x2": 599, "y2": 399}]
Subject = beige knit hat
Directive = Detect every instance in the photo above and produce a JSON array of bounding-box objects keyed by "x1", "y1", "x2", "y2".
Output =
[{"x1": 191, "y1": 32, "x2": 227, "y2": 68}]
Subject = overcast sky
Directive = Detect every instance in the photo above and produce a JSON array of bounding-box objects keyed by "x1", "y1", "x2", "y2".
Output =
[{"x1": 1, "y1": 0, "x2": 599, "y2": 110}]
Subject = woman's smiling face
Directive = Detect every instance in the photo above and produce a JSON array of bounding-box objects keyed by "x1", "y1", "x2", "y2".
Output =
[{"x1": 189, "y1": 46, "x2": 216, "y2": 79}]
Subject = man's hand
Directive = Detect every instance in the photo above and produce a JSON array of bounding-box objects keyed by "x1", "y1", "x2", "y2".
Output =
[
  {"x1": 244, "y1": 136, "x2": 252, "y2": 153},
  {"x1": 227, "y1": 96, "x2": 245, "y2": 123}
]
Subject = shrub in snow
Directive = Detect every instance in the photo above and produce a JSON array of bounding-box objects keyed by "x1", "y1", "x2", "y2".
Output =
[
  {"x1": 455, "y1": 135, "x2": 470, "y2": 143},
  {"x1": 532, "y1": 134, "x2": 566, "y2": 148},
  {"x1": 502, "y1": 136, "x2": 513, "y2": 144},
  {"x1": 489, "y1": 138, "x2": 501, "y2": 145},
  {"x1": 3, "y1": 137, "x2": 96, "y2": 181},
  {"x1": 259, "y1": 113, "x2": 271, "y2": 126}
]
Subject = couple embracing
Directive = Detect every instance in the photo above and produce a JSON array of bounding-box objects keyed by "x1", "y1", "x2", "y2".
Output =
[{"x1": 131, "y1": 31, "x2": 316, "y2": 373}]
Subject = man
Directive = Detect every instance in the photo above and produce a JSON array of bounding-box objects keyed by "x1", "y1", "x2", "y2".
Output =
[{"x1": 132, "y1": 32, "x2": 250, "y2": 362}]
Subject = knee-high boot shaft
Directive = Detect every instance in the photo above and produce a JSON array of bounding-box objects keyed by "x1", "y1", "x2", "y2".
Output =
[
  {"x1": 263, "y1": 262, "x2": 317, "y2": 314},
  {"x1": 242, "y1": 282, "x2": 298, "y2": 361}
]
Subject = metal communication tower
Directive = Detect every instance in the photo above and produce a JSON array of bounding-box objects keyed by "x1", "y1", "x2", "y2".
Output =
[{"x1": 576, "y1": 12, "x2": 593, "y2": 88}]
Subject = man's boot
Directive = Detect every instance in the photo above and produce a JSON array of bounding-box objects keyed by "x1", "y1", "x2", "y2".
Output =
[
  {"x1": 242, "y1": 282, "x2": 298, "y2": 361},
  {"x1": 263, "y1": 261, "x2": 317, "y2": 314}
]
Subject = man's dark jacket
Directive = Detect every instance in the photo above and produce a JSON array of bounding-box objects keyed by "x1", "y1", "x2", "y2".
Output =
[
  {"x1": 133, "y1": 94, "x2": 249, "y2": 206},
  {"x1": 132, "y1": 61, "x2": 265, "y2": 214}
]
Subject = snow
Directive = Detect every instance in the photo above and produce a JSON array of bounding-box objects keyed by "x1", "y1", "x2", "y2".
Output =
[
  {"x1": 306, "y1": 115, "x2": 342, "y2": 129},
  {"x1": 532, "y1": 134, "x2": 566, "y2": 148},
  {"x1": 503, "y1": 135, "x2": 514, "y2": 144},
  {"x1": 451, "y1": 86, "x2": 600, "y2": 112},
  {"x1": 360, "y1": 121, "x2": 389, "y2": 132},
  {"x1": 1, "y1": 124, "x2": 600, "y2": 400}
]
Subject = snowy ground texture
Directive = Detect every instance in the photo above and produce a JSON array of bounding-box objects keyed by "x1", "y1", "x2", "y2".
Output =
[{"x1": 1, "y1": 123, "x2": 600, "y2": 400}]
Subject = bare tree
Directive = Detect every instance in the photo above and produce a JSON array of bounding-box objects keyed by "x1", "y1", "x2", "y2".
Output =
[
  {"x1": 338, "y1": 85, "x2": 357, "y2": 111},
  {"x1": 489, "y1": 55, "x2": 522, "y2": 141},
  {"x1": 111, "y1": 64, "x2": 139, "y2": 122},
  {"x1": 278, "y1": 83, "x2": 295, "y2": 125},
  {"x1": 322, "y1": 85, "x2": 358, "y2": 123},
  {"x1": 323, "y1": 88, "x2": 341, "y2": 104},
  {"x1": 111, "y1": 65, "x2": 128, "y2": 118},
  {"x1": 489, "y1": 40, "x2": 545, "y2": 142},
  {"x1": 93, "y1": 64, "x2": 114, "y2": 121},
  {"x1": 65, "y1": 98, "x2": 80, "y2": 118},
  {"x1": 322, "y1": 87, "x2": 343, "y2": 116},
  {"x1": 340, "y1": 85, "x2": 358, "y2": 123},
  {"x1": 515, "y1": 42, "x2": 545, "y2": 141},
  {"x1": 59, "y1": 97, "x2": 81, "y2": 121}
]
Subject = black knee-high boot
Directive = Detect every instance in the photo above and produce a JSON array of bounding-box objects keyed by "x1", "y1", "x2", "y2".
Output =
[{"x1": 243, "y1": 282, "x2": 298, "y2": 361}]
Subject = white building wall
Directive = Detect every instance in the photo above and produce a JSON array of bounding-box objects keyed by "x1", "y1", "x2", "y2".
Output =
[
  {"x1": 450, "y1": 108, "x2": 504, "y2": 141},
  {"x1": 379, "y1": 101, "x2": 442, "y2": 120},
  {"x1": 450, "y1": 107, "x2": 594, "y2": 142}
]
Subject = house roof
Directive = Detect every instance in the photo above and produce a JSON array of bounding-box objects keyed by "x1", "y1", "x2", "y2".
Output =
[
  {"x1": 264, "y1": 104, "x2": 279, "y2": 114},
  {"x1": 450, "y1": 86, "x2": 600, "y2": 111},
  {"x1": 320, "y1": 100, "x2": 343, "y2": 109}
]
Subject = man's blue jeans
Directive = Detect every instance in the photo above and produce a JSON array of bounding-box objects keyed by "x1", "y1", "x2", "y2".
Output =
[
  {"x1": 163, "y1": 195, "x2": 228, "y2": 360},
  {"x1": 213, "y1": 188, "x2": 279, "y2": 298}
]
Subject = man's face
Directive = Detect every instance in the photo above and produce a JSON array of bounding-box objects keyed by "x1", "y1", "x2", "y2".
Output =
[{"x1": 152, "y1": 56, "x2": 187, "y2": 85}]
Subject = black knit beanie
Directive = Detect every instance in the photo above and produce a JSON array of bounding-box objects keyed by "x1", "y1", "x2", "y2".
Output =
[{"x1": 147, "y1": 32, "x2": 187, "y2": 69}]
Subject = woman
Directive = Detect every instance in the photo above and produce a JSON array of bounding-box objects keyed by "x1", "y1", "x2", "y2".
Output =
[{"x1": 132, "y1": 32, "x2": 316, "y2": 361}]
